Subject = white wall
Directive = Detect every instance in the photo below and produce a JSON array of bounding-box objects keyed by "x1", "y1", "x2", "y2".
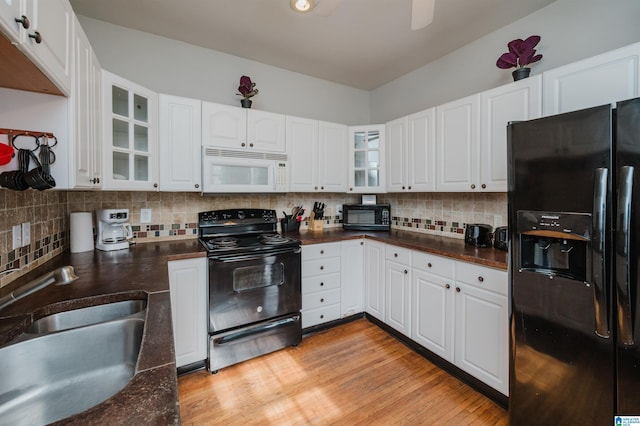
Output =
[
  {"x1": 370, "y1": 0, "x2": 640, "y2": 123},
  {"x1": 77, "y1": 16, "x2": 370, "y2": 126}
]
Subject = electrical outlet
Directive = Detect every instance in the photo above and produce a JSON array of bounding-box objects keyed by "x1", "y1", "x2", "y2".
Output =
[
  {"x1": 335, "y1": 204, "x2": 342, "y2": 216},
  {"x1": 140, "y1": 208, "x2": 152, "y2": 223},
  {"x1": 21, "y1": 222, "x2": 30, "y2": 246},
  {"x1": 12, "y1": 224, "x2": 21, "y2": 250}
]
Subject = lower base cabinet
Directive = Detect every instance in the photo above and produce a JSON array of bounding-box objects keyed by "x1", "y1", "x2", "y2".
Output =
[
  {"x1": 168, "y1": 257, "x2": 207, "y2": 368},
  {"x1": 302, "y1": 242, "x2": 342, "y2": 328}
]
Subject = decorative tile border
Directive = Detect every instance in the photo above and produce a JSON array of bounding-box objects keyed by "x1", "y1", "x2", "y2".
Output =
[{"x1": 391, "y1": 216, "x2": 467, "y2": 238}]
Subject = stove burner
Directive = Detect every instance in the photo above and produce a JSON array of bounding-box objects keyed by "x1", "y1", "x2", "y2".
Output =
[
  {"x1": 258, "y1": 234, "x2": 293, "y2": 245},
  {"x1": 210, "y1": 237, "x2": 240, "y2": 248}
]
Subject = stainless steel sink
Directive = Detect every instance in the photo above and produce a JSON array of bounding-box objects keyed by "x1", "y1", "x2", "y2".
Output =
[
  {"x1": 26, "y1": 299, "x2": 146, "y2": 334},
  {"x1": 0, "y1": 303, "x2": 146, "y2": 425}
]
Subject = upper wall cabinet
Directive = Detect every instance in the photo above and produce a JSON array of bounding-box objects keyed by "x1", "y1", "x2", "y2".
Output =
[
  {"x1": 386, "y1": 108, "x2": 436, "y2": 192},
  {"x1": 159, "y1": 94, "x2": 201, "y2": 192},
  {"x1": 288, "y1": 116, "x2": 347, "y2": 192},
  {"x1": 348, "y1": 125, "x2": 386, "y2": 193},
  {"x1": 102, "y1": 70, "x2": 159, "y2": 191},
  {"x1": 480, "y1": 75, "x2": 542, "y2": 191},
  {"x1": 543, "y1": 42, "x2": 640, "y2": 116},
  {"x1": 69, "y1": 17, "x2": 101, "y2": 189},
  {"x1": 436, "y1": 94, "x2": 480, "y2": 192},
  {"x1": 1, "y1": 0, "x2": 72, "y2": 95},
  {"x1": 202, "y1": 102, "x2": 286, "y2": 153}
]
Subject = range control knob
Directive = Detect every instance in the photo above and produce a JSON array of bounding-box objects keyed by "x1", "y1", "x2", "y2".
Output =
[
  {"x1": 237, "y1": 211, "x2": 245, "y2": 220},
  {"x1": 257, "y1": 306, "x2": 263, "y2": 313}
]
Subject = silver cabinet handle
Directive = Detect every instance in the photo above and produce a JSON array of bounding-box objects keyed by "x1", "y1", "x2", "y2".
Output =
[{"x1": 593, "y1": 167, "x2": 609, "y2": 338}]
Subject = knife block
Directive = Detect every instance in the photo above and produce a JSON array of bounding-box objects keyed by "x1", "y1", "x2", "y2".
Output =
[{"x1": 308, "y1": 212, "x2": 324, "y2": 232}]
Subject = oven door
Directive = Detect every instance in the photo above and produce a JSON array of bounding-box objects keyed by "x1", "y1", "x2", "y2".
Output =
[{"x1": 208, "y1": 247, "x2": 301, "y2": 333}]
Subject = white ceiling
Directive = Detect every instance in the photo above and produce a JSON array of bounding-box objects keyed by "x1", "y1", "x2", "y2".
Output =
[{"x1": 68, "y1": 0, "x2": 557, "y2": 90}]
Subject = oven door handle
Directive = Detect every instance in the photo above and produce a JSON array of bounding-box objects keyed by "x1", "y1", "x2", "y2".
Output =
[
  {"x1": 211, "y1": 247, "x2": 301, "y2": 262},
  {"x1": 214, "y1": 315, "x2": 301, "y2": 345}
]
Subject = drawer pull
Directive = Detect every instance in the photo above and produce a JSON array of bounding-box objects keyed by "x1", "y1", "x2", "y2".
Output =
[
  {"x1": 445, "y1": 283, "x2": 450, "y2": 289},
  {"x1": 320, "y1": 282, "x2": 324, "y2": 286},
  {"x1": 427, "y1": 262, "x2": 432, "y2": 268},
  {"x1": 478, "y1": 276, "x2": 484, "y2": 283},
  {"x1": 320, "y1": 314, "x2": 324, "y2": 319},
  {"x1": 320, "y1": 266, "x2": 324, "y2": 270},
  {"x1": 456, "y1": 287, "x2": 461, "y2": 293},
  {"x1": 320, "y1": 298, "x2": 324, "y2": 303},
  {"x1": 320, "y1": 250, "x2": 324, "y2": 254},
  {"x1": 15, "y1": 15, "x2": 30, "y2": 29},
  {"x1": 394, "y1": 253, "x2": 398, "y2": 258},
  {"x1": 404, "y1": 269, "x2": 408, "y2": 274}
]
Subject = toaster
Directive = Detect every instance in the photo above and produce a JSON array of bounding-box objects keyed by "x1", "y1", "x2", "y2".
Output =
[
  {"x1": 465, "y1": 224, "x2": 493, "y2": 247},
  {"x1": 493, "y1": 226, "x2": 509, "y2": 251}
]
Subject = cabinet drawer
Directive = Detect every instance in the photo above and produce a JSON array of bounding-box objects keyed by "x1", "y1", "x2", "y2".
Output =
[
  {"x1": 302, "y1": 273, "x2": 341, "y2": 294},
  {"x1": 303, "y1": 288, "x2": 341, "y2": 310},
  {"x1": 413, "y1": 251, "x2": 455, "y2": 278},
  {"x1": 456, "y1": 262, "x2": 507, "y2": 296},
  {"x1": 302, "y1": 303, "x2": 341, "y2": 328},
  {"x1": 385, "y1": 245, "x2": 412, "y2": 265},
  {"x1": 302, "y1": 257, "x2": 341, "y2": 277},
  {"x1": 302, "y1": 242, "x2": 342, "y2": 261}
]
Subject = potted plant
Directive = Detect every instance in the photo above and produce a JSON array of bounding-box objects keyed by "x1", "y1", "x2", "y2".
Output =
[
  {"x1": 237, "y1": 75, "x2": 259, "y2": 108},
  {"x1": 496, "y1": 35, "x2": 543, "y2": 81}
]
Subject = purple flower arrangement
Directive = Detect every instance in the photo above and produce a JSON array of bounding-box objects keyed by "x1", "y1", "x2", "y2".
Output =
[
  {"x1": 237, "y1": 75, "x2": 259, "y2": 99},
  {"x1": 496, "y1": 35, "x2": 543, "y2": 70}
]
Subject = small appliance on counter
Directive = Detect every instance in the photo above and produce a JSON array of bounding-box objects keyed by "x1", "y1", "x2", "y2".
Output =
[
  {"x1": 69, "y1": 212, "x2": 94, "y2": 253},
  {"x1": 342, "y1": 203, "x2": 390, "y2": 231},
  {"x1": 493, "y1": 226, "x2": 509, "y2": 251},
  {"x1": 95, "y1": 209, "x2": 133, "y2": 251},
  {"x1": 464, "y1": 224, "x2": 493, "y2": 247}
]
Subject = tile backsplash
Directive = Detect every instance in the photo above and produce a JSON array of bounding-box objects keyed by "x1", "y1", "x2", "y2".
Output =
[{"x1": 1, "y1": 190, "x2": 507, "y2": 288}]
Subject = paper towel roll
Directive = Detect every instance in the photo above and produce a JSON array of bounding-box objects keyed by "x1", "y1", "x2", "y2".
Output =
[{"x1": 70, "y1": 212, "x2": 94, "y2": 253}]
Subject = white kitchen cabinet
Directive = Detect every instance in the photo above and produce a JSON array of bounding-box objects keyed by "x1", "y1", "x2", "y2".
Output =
[
  {"x1": 454, "y1": 262, "x2": 509, "y2": 396},
  {"x1": 340, "y1": 239, "x2": 364, "y2": 317},
  {"x1": 101, "y1": 70, "x2": 158, "y2": 190},
  {"x1": 436, "y1": 94, "x2": 480, "y2": 192},
  {"x1": 411, "y1": 252, "x2": 455, "y2": 362},
  {"x1": 348, "y1": 125, "x2": 386, "y2": 193},
  {"x1": 69, "y1": 17, "x2": 101, "y2": 189},
  {"x1": 0, "y1": 0, "x2": 25, "y2": 43},
  {"x1": 364, "y1": 239, "x2": 385, "y2": 321},
  {"x1": 21, "y1": 0, "x2": 72, "y2": 96},
  {"x1": 302, "y1": 242, "x2": 342, "y2": 328},
  {"x1": 202, "y1": 102, "x2": 285, "y2": 153},
  {"x1": 168, "y1": 257, "x2": 207, "y2": 368},
  {"x1": 385, "y1": 245, "x2": 412, "y2": 337},
  {"x1": 543, "y1": 42, "x2": 640, "y2": 116},
  {"x1": 288, "y1": 116, "x2": 347, "y2": 192},
  {"x1": 480, "y1": 75, "x2": 542, "y2": 191},
  {"x1": 159, "y1": 94, "x2": 201, "y2": 192},
  {"x1": 386, "y1": 108, "x2": 436, "y2": 192}
]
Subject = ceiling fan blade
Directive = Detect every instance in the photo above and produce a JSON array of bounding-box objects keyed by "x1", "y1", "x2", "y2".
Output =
[
  {"x1": 314, "y1": 0, "x2": 344, "y2": 17},
  {"x1": 411, "y1": 0, "x2": 435, "y2": 30}
]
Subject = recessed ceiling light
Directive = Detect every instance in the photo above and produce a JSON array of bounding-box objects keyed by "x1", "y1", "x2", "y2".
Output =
[{"x1": 290, "y1": 0, "x2": 315, "y2": 13}]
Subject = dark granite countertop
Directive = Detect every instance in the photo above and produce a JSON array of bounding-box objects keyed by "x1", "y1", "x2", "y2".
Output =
[
  {"x1": 295, "y1": 229, "x2": 508, "y2": 270},
  {"x1": 0, "y1": 239, "x2": 206, "y2": 425}
]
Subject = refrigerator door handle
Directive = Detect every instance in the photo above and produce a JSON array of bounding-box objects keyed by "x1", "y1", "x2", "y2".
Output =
[
  {"x1": 616, "y1": 165, "x2": 634, "y2": 345},
  {"x1": 592, "y1": 167, "x2": 609, "y2": 338}
]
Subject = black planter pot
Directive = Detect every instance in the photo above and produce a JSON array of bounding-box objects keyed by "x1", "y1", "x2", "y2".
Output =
[
  {"x1": 240, "y1": 99, "x2": 252, "y2": 108},
  {"x1": 512, "y1": 68, "x2": 531, "y2": 82}
]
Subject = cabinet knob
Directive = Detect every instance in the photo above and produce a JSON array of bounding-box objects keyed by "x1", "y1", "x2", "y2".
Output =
[
  {"x1": 320, "y1": 298, "x2": 324, "y2": 303},
  {"x1": 478, "y1": 276, "x2": 484, "y2": 282},
  {"x1": 402, "y1": 186, "x2": 405, "y2": 190},
  {"x1": 29, "y1": 31, "x2": 42, "y2": 44},
  {"x1": 321, "y1": 186, "x2": 324, "y2": 190},
  {"x1": 195, "y1": 183, "x2": 200, "y2": 189},
  {"x1": 360, "y1": 241, "x2": 364, "y2": 246},
  {"x1": 96, "y1": 177, "x2": 101, "y2": 184},
  {"x1": 349, "y1": 187, "x2": 353, "y2": 191},
  {"x1": 320, "y1": 250, "x2": 324, "y2": 254},
  {"x1": 241, "y1": 143, "x2": 246, "y2": 147},
  {"x1": 445, "y1": 283, "x2": 451, "y2": 289},
  {"x1": 15, "y1": 15, "x2": 30, "y2": 29},
  {"x1": 427, "y1": 262, "x2": 432, "y2": 268},
  {"x1": 470, "y1": 184, "x2": 476, "y2": 190},
  {"x1": 320, "y1": 282, "x2": 324, "y2": 286},
  {"x1": 404, "y1": 269, "x2": 408, "y2": 274},
  {"x1": 315, "y1": 186, "x2": 318, "y2": 190},
  {"x1": 320, "y1": 314, "x2": 324, "y2": 319},
  {"x1": 320, "y1": 266, "x2": 324, "y2": 270},
  {"x1": 153, "y1": 183, "x2": 158, "y2": 188},
  {"x1": 91, "y1": 178, "x2": 99, "y2": 184},
  {"x1": 394, "y1": 253, "x2": 398, "y2": 258},
  {"x1": 249, "y1": 143, "x2": 254, "y2": 148},
  {"x1": 408, "y1": 186, "x2": 412, "y2": 190},
  {"x1": 456, "y1": 287, "x2": 461, "y2": 293},
  {"x1": 481, "y1": 184, "x2": 486, "y2": 189}
]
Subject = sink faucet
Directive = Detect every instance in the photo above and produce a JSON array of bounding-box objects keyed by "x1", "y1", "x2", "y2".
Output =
[{"x1": 0, "y1": 266, "x2": 79, "y2": 311}]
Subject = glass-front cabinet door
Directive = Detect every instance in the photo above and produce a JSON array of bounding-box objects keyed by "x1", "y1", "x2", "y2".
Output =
[
  {"x1": 102, "y1": 70, "x2": 158, "y2": 190},
  {"x1": 348, "y1": 125, "x2": 386, "y2": 193}
]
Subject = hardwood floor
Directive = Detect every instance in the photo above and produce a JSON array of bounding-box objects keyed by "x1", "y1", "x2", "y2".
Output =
[{"x1": 178, "y1": 319, "x2": 508, "y2": 425}]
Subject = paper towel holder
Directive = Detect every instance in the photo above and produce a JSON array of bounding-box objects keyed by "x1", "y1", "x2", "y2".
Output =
[{"x1": 70, "y1": 212, "x2": 94, "y2": 253}]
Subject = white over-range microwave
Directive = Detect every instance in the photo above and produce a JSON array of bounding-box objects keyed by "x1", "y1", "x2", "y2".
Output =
[{"x1": 201, "y1": 147, "x2": 289, "y2": 193}]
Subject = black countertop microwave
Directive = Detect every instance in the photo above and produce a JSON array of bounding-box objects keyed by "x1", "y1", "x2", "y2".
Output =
[{"x1": 342, "y1": 204, "x2": 391, "y2": 231}]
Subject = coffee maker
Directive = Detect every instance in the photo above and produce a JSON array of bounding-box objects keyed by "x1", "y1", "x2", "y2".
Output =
[{"x1": 95, "y1": 209, "x2": 133, "y2": 251}]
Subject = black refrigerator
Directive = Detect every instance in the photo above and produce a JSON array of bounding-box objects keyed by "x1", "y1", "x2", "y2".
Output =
[{"x1": 507, "y1": 97, "x2": 640, "y2": 424}]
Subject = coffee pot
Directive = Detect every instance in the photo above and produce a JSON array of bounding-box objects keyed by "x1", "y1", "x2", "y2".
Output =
[{"x1": 95, "y1": 208, "x2": 133, "y2": 251}]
